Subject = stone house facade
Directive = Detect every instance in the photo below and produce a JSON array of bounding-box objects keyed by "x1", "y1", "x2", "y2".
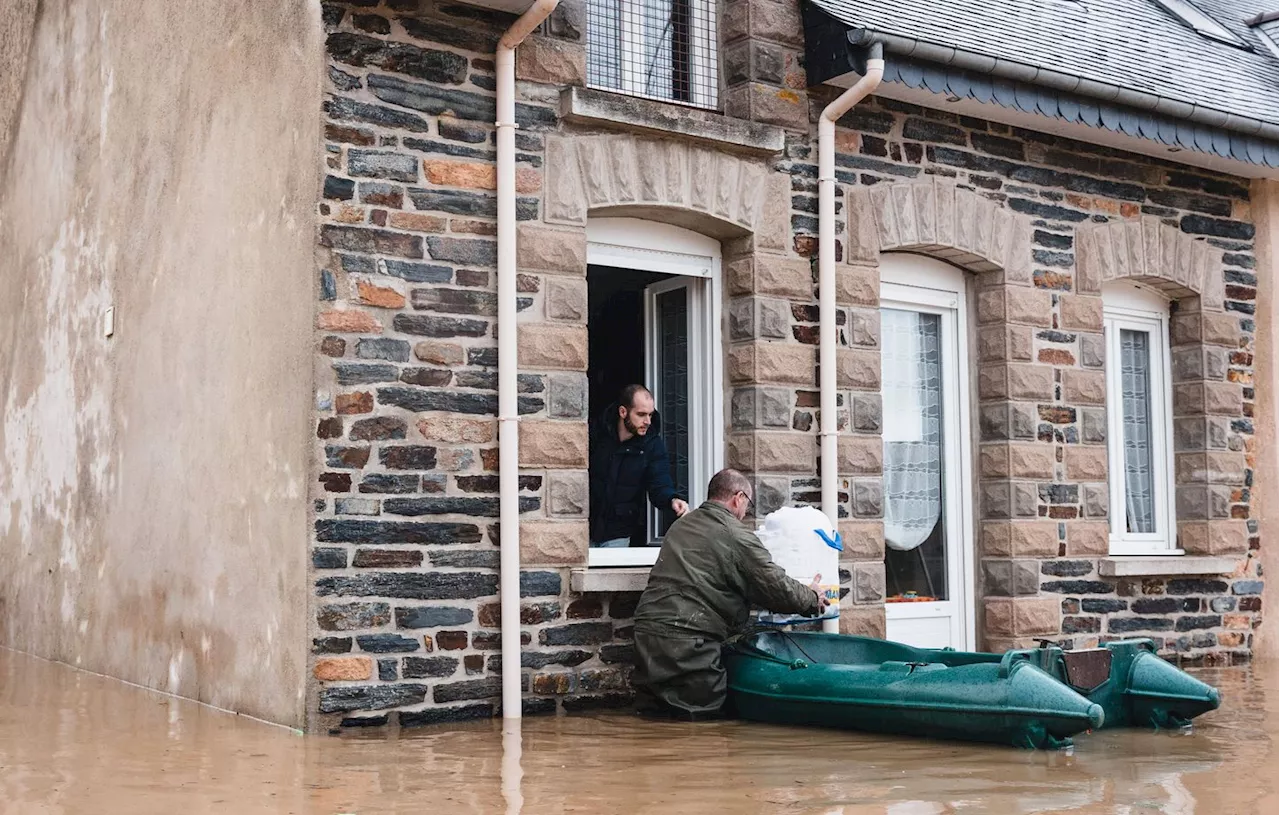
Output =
[{"x1": 306, "y1": 0, "x2": 1276, "y2": 729}]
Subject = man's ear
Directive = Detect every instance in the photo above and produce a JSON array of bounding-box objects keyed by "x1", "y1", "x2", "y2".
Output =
[{"x1": 617, "y1": 405, "x2": 627, "y2": 418}]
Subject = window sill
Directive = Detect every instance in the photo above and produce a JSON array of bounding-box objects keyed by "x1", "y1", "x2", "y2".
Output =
[
  {"x1": 1098, "y1": 556, "x2": 1238, "y2": 577},
  {"x1": 559, "y1": 87, "x2": 786, "y2": 155},
  {"x1": 570, "y1": 566, "x2": 651, "y2": 593}
]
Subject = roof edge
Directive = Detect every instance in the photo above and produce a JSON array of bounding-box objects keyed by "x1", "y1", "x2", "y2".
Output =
[{"x1": 844, "y1": 26, "x2": 1279, "y2": 140}]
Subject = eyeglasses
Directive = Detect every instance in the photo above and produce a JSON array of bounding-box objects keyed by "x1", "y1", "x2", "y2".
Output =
[{"x1": 736, "y1": 491, "x2": 756, "y2": 514}]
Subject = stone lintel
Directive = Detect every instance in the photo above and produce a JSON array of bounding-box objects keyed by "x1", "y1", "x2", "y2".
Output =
[
  {"x1": 559, "y1": 87, "x2": 785, "y2": 155},
  {"x1": 1098, "y1": 556, "x2": 1238, "y2": 577}
]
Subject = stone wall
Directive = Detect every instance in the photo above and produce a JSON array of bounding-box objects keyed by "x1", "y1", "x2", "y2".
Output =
[{"x1": 309, "y1": 0, "x2": 1265, "y2": 729}]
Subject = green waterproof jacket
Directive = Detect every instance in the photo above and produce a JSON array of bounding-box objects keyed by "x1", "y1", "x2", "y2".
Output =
[{"x1": 633, "y1": 501, "x2": 821, "y2": 641}]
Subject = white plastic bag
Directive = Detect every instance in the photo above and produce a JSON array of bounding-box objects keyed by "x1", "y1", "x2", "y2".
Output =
[{"x1": 754, "y1": 506, "x2": 841, "y2": 624}]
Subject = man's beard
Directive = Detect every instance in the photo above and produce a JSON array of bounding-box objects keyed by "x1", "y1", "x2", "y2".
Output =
[{"x1": 623, "y1": 412, "x2": 645, "y2": 436}]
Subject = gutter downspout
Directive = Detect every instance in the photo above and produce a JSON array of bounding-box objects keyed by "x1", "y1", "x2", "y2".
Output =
[
  {"x1": 497, "y1": 0, "x2": 559, "y2": 721},
  {"x1": 819, "y1": 43, "x2": 883, "y2": 635}
]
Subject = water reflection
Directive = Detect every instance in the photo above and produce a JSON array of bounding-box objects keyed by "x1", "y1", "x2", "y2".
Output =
[{"x1": 0, "y1": 650, "x2": 1274, "y2": 814}]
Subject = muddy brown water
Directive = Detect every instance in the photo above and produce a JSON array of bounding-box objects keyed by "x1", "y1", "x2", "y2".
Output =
[{"x1": 0, "y1": 650, "x2": 1274, "y2": 814}]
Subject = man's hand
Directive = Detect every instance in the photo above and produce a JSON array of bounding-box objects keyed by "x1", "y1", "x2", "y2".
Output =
[
  {"x1": 671, "y1": 498, "x2": 689, "y2": 517},
  {"x1": 809, "y1": 574, "x2": 831, "y2": 613}
]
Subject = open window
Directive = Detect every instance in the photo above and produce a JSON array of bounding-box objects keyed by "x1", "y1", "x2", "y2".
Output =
[
  {"x1": 1103, "y1": 281, "x2": 1178, "y2": 555},
  {"x1": 586, "y1": 0, "x2": 719, "y2": 109},
  {"x1": 586, "y1": 218, "x2": 723, "y2": 567}
]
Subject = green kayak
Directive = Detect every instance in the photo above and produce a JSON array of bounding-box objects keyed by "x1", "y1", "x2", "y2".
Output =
[{"x1": 726, "y1": 631, "x2": 1223, "y2": 749}]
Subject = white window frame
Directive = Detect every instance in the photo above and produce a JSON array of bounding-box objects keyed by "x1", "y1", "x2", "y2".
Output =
[
  {"x1": 1103, "y1": 282, "x2": 1179, "y2": 556},
  {"x1": 879, "y1": 254, "x2": 976, "y2": 652},
  {"x1": 597, "y1": 0, "x2": 718, "y2": 109},
  {"x1": 585, "y1": 218, "x2": 724, "y2": 567}
]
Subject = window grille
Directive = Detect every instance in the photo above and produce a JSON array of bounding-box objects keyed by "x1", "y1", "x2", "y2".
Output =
[{"x1": 586, "y1": 0, "x2": 719, "y2": 109}]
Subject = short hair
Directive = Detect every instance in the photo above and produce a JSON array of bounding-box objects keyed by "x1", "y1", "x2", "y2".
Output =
[
  {"x1": 618, "y1": 384, "x2": 653, "y2": 409},
  {"x1": 707, "y1": 468, "x2": 752, "y2": 502}
]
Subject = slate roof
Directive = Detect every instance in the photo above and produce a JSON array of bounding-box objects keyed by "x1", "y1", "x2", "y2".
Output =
[{"x1": 806, "y1": 0, "x2": 1279, "y2": 131}]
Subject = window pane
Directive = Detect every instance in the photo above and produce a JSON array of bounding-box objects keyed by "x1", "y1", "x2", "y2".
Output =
[
  {"x1": 586, "y1": 0, "x2": 718, "y2": 108},
  {"x1": 881, "y1": 308, "x2": 947, "y2": 602},
  {"x1": 1120, "y1": 329, "x2": 1156, "y2": 534},
  {"x1": 656, "y1": 288, "x2": 688, "y2": 536}
]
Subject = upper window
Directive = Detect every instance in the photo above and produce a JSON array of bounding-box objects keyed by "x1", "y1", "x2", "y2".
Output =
[
  {"x1": 586, "y1": 0, "x2": 719, "y2": 109},
  {"x1": 1150, "y1": 0, "x2": 1249, "y2": 47},
  {"x1": 1103, "y1": 282, "x2": 1177, "y2": 555}
]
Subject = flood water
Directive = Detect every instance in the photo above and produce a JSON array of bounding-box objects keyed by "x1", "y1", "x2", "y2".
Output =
[{"x1": 0, "y1": 650, "x2": 1275, "y2": 814}]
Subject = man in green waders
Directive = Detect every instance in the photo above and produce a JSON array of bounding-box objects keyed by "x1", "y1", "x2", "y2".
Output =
[{"x1": 631, "y1": 468, "x2": 829, "y2": 720}]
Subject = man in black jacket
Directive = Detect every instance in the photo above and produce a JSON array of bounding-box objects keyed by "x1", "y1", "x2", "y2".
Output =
[{"x1": 589, "y1": 384, "x2": 689, "y2": 548}]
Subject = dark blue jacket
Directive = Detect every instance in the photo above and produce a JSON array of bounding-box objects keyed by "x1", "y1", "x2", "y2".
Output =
[{"x1": 589, "y1": 403, "x2": 682, "y2": 544}]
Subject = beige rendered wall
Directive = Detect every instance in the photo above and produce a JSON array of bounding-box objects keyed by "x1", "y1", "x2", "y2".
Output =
[
  {"x1": 0, "y1": 2, "x2": 322, "y2": 726},
  {"x1": 1253, "y1": 178, "x2": 1279, "y2": 661}
]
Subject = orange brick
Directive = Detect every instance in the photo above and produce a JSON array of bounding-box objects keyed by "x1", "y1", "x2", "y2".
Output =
[
  {"x1": 424, "y1": 159, "x2": 496, "y2": 189},
  {"x1": 314, "y1": 657, "x2": 372, "y2": 681},
  {"x1": 336, "y1": 391, "x2": 374, "y2": 415},
  {"x1": 357, "y1": 280, "x2": 406, "y2": 309},
  {"x1": 515, "y1": 166, "x2": 541, "y2": 194},
  {"x1": 318, "y1": 309, "x2": 382, "y2": 334},
  {"x1": 451, "y1": 218, "x2": 497, "y2": 235}
]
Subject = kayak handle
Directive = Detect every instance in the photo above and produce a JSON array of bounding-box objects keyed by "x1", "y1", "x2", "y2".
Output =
[{"x1": 998, "y1": 650, "x2": 1031, "y2": 679}]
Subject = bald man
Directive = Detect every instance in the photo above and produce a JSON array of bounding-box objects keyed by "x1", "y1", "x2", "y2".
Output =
[{"x1": 631, "y1": 468, "x2": 828, "y2": 719}]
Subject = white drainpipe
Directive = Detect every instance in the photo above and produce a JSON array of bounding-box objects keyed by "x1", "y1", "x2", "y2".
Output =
[
  {"x1": 819, "y1": 46, "x2": 884, "y2": 635},
  {"x1": 497, "y1": 0, "x2": 559, "y2": 720}
]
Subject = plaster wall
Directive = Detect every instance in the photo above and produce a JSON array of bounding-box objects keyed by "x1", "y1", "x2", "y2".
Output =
[{"x1": 1252, "y1": 178, "x2": 1278, "y2": 661}]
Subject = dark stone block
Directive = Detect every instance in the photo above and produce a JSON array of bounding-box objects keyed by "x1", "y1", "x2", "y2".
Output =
[
  {"x1": 408, "y1": 187, "x2": 497, "y2": 216},
  {"x1": 539, "y1": 622, "x2": 614, "y2": 646},
  {"x1": 1210, "y1": 596, "x2": 1237, "y2": 612},
  {"x1": 402, "y1": 656, "x2": 461, "y2": 678},
  {"x1": 320, "y1": 472, "x2": 353, "y2": 493},
  {"x1": 522, "y1": 698, "x2": 557, "y2": 716},
  {"x1": 358, "y1": 473, "x2": 420, "y2": 494},
  {"x1": 377, "y1": 658, "x2": 398, "y2": 681},
  {"x1": 399, "y1": 704, "x2": 493, "y2": 727},
  {"x1": 353, "y1": 13, "x2": 391, "y2": 34},
  {"x1": 320, "y1": 269, "x2": 338, "y2": 301},
  {"x1": 384, "y1": 496, "x2": 539, "y2": 517},
  {"x1": 411, "y1": 287, "x2": 498, "y2": 315},
  {"x1": 1165, "y1": 172, "x2": 1249, "y2": 199},
  {"x1": 328, "y1": 32, "x2": 468, "y2": 84},
  {"x1": 903, "y1": 117, "x2": 966, "y2": 145},
  {"x1": 399, "y1": 367, "x2": 453, "y2": 387},
  {"x1": 314, "y1": 637, "x2": 353, "y2": 654},
  {"x1": 355, "y1": 337, "x2": 410, "y2": 363},
  {"x1": 1240, "y1": 596, "x2": 1262, "y2": 611},
  {"x1": 396, "y1": 606, "x2": 475, "y2": 629},
  {"x1": 318, "y1": 683, "x2": 428, "y2": 713},
  {"x1": 1132, "y1": 597, "x2": 1178, "y2": 614},
  {"x1": 335, "y1": 362, "x2": 400, "y2": 385},
  {"x1": 1146, "y1": 189, "x2": 1233, "y2": 217},
  {"x1": 319, "y1": 571, "x2": 498, "y2": 600},
  {"x1": 379, "y1": 386, "x2": 514, "y2": 416},
  {"x1": 1175, "y1": 615, "x2": 1221, "y2": 632},
  {"x1": 368, "y1": 72, "x2": 495, "y2": 121},
  {"x1": 1041, "y1": 580, "x2": 1114, "y2": 594},
  {"x1": 400, "y1": 15, "x2": 504, "y2": 54},
  {"x1": 313, "y1": 547, "x2": 348, "y2": 569},
  {"x1": 521, "y1": 570, "x2": 562, "y2": 597},
  {"x1": 1041, "y1": 560, "x2": 1093, "y2": 577},
  {"x1": 1033, "y1": 249, "x2": 1074, "y2": 269},
  {"x1": 434, "y1": 677, "x2": 503, "y2": 703},
  {"x1": 468, "y1": 347, "x2": 499, "y2": 367},
  {"x1": 357, "y1": 634, "x2": 421, "y2": 653},
  {"x1": 340, "y1": 714, "x2": 389, "y2": 728},
  {"x1": 321, "y1": 2, "x2": 345, "y2": 27},
  {"x1": 1008, "y1": 197, "x2": 1090, "y2": 222},
  {"x1": 426, "y1": 236, "x2": 497, "y2": 267},
  {"x1": 430, "y1": 549, "x2": 500, "y2": 568},
  {"x1": 834, "y1": 153, "x2": 921, "y2": 178},
  {"x1": 970, "y1": 133, "x2": 1025, "y2": 160},
  {"x1": 321, "y1": 224, "x2": 422, "y2": 258},
  {"x1": 324, "y1": 175, "x2": 355, "y2": 200},
  {"x1": 374, "y1": 259, "x2": 452, "y2": 284},
  {"x1": 600, "y1": 644, "x2": 636, "y2": 664},
  {"x1": 1081, "y1": 598, "x2": 1127, "y2": 614},
  {"x1": 834, "y1": 107, "x2": 894, "y2": 134},
  {"x1": 1167, "y1": 579, "x2": 1229, "y2": 595},
  {"x1": 353, "y1": 548, "x2": 422, "y2": 568},
  {"x1": 316, "y1": 520, "x2": 482, "y2": 545},
  {"x1": 1181, "y1": 215, "x2": 1255, "y2": 241},
  {"x1": 1039, "y1": 484, "x2": 1079, "y2": 505},
  {"x1": 1107, "y1": 616, "x2": 1175, "y2": 633},
  {"x1": 392, "y1": 314, "x2": 489, "y2": 338},
  {"x1": 326, "y1": 96, "x2": 432, "y2": 133},
  {"x1": 350, "y1": 417, "x2": 408, "y2": 442},
  {"x1": 379, "y1": 445, "x2": 437, "y2": 470},
  {"x1": 317, "y1": 417, "x2": 344, "y2": 439},
  {"x1": 403, "y1": 136, "x2": 496, "y2": 161},
  {"x1": 347, "y1": 149, "x2": 419, "y2": 183},
  {"x1": 456, "y1": 475, "x2": 542, "y2": 493}
]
